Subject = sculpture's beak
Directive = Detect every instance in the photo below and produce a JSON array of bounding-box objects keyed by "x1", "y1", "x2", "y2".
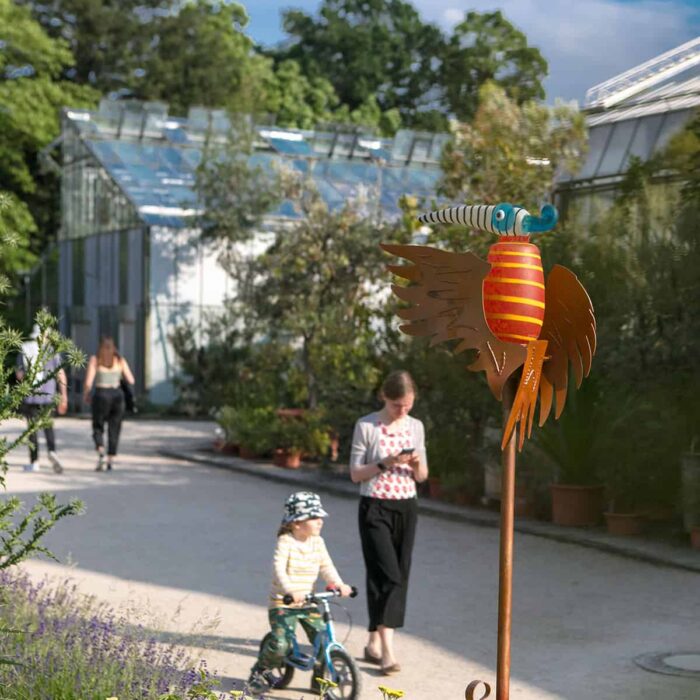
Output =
[{"x1": 522, "y1": 204, "x2": 558, "y2": 234}]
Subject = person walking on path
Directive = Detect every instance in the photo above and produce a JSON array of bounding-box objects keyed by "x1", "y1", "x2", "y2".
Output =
[
  {"x1": 247, "y1": 491, "x2": 353, "y2": 696},
  {"x1": 349, "y1": 370, "x2": 428, "y2": 676},
  {"x1": 82, "y1": 336, "x2": 135, "y2": 471},
  {"x1": 15, "y1": 324, "x2": 68, "y2": 473}
]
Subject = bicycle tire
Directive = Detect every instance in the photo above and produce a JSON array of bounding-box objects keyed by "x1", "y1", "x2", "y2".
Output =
[
  {"x1": 314, "y1": 648, "x2": 362, "y2": 700},
  {"x1": 258, "y1": 632, "x2": 295, "y2": 689}
]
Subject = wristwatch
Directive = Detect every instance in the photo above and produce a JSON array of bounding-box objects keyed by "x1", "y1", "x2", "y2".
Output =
[{"x1": 377, "y1": 461, "x2": 387, "y2": 472}]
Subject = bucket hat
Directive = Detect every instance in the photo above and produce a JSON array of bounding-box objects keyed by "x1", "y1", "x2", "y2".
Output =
[{"x1": 282, "y1": 491, "x2": 328, "y2": 524}]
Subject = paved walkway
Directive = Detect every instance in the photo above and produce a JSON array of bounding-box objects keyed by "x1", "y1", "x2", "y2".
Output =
[
  {"x1": 1, "y1": 417, "x2": 698, "y2": 700},
  {"x1": 165, "y1": 445, "x2": 700, "y2": 575}
]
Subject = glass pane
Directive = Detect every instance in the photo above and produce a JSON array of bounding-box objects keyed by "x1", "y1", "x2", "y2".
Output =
[
  {"x1": 596, "y1": 120, "x2": 637, "y2": 177},
  {"x1": 653, "y1": 110, "x2": 693, "y2": 153},
  {"x1": 578, "y1": 125, "x2": 611, "y2": 179},
  {"x1": 622, "y1": 114, "x2": 664, "y2": 166}
]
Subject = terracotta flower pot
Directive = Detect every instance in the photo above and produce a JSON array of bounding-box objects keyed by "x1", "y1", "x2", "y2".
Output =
[
  {"x1": 550, "y1": 484, "x2": 604, "y2": 527},
  {"x1": 273, "y1": 449, "x2": 302, "y2": 469},
  {"x1": 604, "y1": 512, "x2": 644, "y2": 536},
  {"x1": 691, "y1": 527, "x2": 700, "y2": 550}
]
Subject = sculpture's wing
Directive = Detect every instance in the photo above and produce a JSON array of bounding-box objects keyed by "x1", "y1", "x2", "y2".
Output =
[
  {"x1": 381, "y1": 244, "x2": 527, "y2": 400},
  {"x1": 538, "y1": 265, "x2": 597, "y2": 425}
]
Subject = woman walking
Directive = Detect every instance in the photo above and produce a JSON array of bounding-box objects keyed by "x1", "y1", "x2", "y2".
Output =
[
  {"x1": 83, "y1": 336, "x2": 135, "y2": 471},
  {"x1": 349, "y1": 370, "x2": 428, "y2": 675}
]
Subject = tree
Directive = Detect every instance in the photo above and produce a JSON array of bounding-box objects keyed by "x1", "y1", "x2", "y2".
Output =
[
  {"x1": 135, "y1": 0, "x2": 273, "y2": 116},
  {"x1": 0, "y1": 0, "x2": 97, "y2": 270},
  {"x1": 15, "y1": 0, "x2": 173, "y2": 93},
  {"x1": 241, "y1": 170, "x2": 396, "y2": 417},
  {"x1": 440, "y1": 82, "x2": 586, "y2": 218},
  {"x1": 275, "y1": 0, "x2": 445, "y2": 128},
  {"x1": 441, "y1": 10, "x2": 548, "y2": 122}
]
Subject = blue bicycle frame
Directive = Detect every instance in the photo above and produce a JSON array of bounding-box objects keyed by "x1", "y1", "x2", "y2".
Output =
[{"x1": 283, "y1": 594, "x2": 347, "y2": 682}]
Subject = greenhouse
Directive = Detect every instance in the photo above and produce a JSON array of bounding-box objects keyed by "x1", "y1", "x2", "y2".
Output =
[
  {"x1": 558, "y1": 37, "x2": 700, "y2": 221},
  {"x1": 53, "y1": 101, "x2": 446, "y2": 404}
]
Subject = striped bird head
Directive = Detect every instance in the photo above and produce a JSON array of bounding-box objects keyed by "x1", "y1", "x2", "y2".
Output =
[{"x1": 418, "y1": 203, "x2": 558, "y2": 237}]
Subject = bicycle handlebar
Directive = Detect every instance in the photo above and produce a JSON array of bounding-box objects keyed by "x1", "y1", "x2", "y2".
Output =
[{"x1": 282, "y1": 586, "x2": 358, "y2": 606}]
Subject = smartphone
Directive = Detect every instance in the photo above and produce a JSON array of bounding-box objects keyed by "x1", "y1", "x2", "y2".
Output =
[{"x1": 400, "y1": 447, "x2": 415, "y2": 455}]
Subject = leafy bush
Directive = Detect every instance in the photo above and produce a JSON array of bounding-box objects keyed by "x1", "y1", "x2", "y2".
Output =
[
  {"x1": 228, "y1": 406, "x2": 276, "y2": 456},
  {"x1": 273, "y1": 409, "x2": 332, "y2": 458}
]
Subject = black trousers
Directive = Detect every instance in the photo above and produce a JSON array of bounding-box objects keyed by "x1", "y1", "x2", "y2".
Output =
[
  {"x1": 92, "y1": 388, "x2": 125, "y2": 456},
  {"x1": 21, "y1": 403, "x2": 56, "y2": 462},
  {"x1": 358, "y1": 496, "x2": 418, "y2": 632}
]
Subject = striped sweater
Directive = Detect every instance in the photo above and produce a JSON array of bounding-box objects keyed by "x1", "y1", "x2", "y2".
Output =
[{"x1": 269, "y1": 533, "x2": 343, "y2": 608}]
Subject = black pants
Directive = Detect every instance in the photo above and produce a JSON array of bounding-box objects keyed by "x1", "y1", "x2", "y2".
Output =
[
  {"x1": 358, "y1": 496, "x2": 418, "y2": 632},
  {"x1": 92, "y1": 388, "x2": 125, "y2": 456},
  {"x1": 21, "y1": 403, "x2": 56, "y2": 462}
]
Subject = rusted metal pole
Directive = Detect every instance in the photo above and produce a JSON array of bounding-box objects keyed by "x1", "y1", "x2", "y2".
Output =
[{"x1": 496, "y1": 376, "x2": 517, "y2": 700}]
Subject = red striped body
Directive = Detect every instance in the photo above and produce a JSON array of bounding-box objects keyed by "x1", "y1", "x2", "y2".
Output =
[{"x1": 483, "y1": 236, "x2": 545, "y2": 345}]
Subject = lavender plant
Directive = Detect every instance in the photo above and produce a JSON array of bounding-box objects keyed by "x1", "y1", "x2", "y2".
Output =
[{"x1": 0, "y1": 570, "x2": 226, "y2": 699}]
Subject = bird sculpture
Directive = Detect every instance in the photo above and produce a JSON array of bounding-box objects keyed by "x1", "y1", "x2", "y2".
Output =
[{"x1": 381, "y1": 203, "x2": 596, "y2": 451}]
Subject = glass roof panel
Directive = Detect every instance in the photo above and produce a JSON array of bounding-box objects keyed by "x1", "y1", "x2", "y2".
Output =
[
  {"x1": 268, "y1": 137, "x2": 315, "y2": 156},
  {"x1": 84, "y1": 137, "x2": 442, "y2": 227}
]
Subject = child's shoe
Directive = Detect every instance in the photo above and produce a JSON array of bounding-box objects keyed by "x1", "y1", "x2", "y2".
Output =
[{"x1": 247, "y1": 665, "x2": 271, "y2": 696}]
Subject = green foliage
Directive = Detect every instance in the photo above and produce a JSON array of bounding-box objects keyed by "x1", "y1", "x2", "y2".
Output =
[
  {"x1": 226, "y1": 406, "x2": 276, "y2": 455},
  {"x1": 195, "y1": 120, "x2": 281, "y2": 250},
  {"x1": 135, "y1": 1, "x2": 272, "y2": 116},
  {"x1": 0, "y1": 494, "x2": 84, "y2": 570},
  {"x1": 441, "y1": 82, "x2": 586, "y2": 209},
  {"x1": 171, "y1": 320, "x2": 305, "y2": 416},
  {"x1": 275, "y1": 2, "x2": 549, "y2": 129},
  {"x1": 441, "y1": 11, "x2": 547, "y2": 122},
  {"x1": 277, "y1": 0, "x2": 444, "y2": 127},
  {"x1": 16, "y1": 0, "x2": 172, "y2": 93},
  {"x1": 0, "y1": 0, "x2": 97, "y2": 262},
  {"x1": 240, "y1": 169, "x2": 398, "y2": 419},
  {"x1": 273, "y1": 410, "x2": 332, "y2": 457}
]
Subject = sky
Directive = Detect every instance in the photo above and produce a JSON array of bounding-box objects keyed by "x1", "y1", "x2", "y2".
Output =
[{"x1": 244, "y1": 0, "x2": 700, "y2": 105}]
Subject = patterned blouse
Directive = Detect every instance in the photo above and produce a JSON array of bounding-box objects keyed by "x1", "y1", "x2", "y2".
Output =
[{"x1": 349, "y1": 412, "x2": 427, "y2": 500}]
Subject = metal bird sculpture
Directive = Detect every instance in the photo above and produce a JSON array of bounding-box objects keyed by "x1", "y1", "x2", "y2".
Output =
[{"x1": 381, "y1": 202, "x2": 596, "y2": 451}]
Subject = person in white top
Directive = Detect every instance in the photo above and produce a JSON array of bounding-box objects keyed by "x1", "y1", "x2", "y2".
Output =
[
  {"x1": 82, "y1": 336, "x2": 135, "y2": 471},
  {"x1": 247, "y1": 491, "x2": 353, "y2": 695},
  {"x1": 349, "y1": 370, "x2": 429, "y2": 676}
]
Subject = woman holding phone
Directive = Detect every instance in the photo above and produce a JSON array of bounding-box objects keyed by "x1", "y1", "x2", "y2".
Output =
[{"x1": 349, "y1": 370, "x2": 429, "y2": 675}]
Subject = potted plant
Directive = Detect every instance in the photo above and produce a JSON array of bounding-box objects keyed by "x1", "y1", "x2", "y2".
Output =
[
  {"x1": 235, "y1": 406, "x2": 276, "y2": 459},
  {"x1": 214, "y1": 406, "x2": 240, "y2": 455},
  {"x1": 532, "y1": 377, "x2": 606, "y2": 527},
  {"x1": 272, "y1": 410, "x2": 331, "y2": 469}
]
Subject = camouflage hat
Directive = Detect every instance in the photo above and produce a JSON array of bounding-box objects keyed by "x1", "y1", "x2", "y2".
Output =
[{"x1": 282, "y1": 491, "x2": 329, "y2": 524}]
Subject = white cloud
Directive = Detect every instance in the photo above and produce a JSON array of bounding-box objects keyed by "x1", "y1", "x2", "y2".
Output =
[{"x1": 415, "y1": 0, "x2": 700, "y2": 101}]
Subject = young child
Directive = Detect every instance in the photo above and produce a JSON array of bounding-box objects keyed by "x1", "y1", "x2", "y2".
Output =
[{"x1": 247, "y1": 491, "x2": 353, "y2": 695}]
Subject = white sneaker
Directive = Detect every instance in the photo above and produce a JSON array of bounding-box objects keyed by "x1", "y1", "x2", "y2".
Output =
[
  {"x1": 23, "y1": 462, "x2": 40, "y2": 472},
  {"x1": 95, "y1": 454, "x2": 105, "y2": 472},
  {"x1": 48, "y1": 451, "x2": 64, "y2": 474}
]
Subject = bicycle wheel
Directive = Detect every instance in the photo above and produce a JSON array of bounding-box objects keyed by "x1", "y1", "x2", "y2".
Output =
[
  {"x1": 315, "y1": 648, "x2": 362, "y2": 700},
  {"x1": 258, "y1": 632, "x2": 295, "y2": 689}
]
